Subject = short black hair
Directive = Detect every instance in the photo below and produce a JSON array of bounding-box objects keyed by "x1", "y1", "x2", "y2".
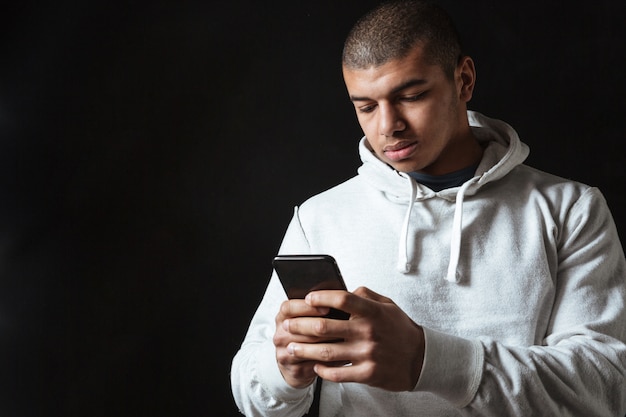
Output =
[{"x1": 342, "y1": 0, "x2": 463, "y2": 79}]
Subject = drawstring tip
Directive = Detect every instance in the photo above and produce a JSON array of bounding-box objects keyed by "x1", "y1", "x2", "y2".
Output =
[
  {"x1": 446, "y1": 270, "x2": 461, "y2": 283},
  {"x1": 397, "y1": 262, "x2": 412, "y2": 274}
]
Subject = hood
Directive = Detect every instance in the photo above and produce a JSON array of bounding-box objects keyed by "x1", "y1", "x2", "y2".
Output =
[{"x1": 356, "y1": 111, "x2": 530, "y2": 282}]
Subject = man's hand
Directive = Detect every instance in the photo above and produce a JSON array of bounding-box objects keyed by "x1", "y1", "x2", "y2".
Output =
[
  {"x1": 275, "y1": 286, "x2": 425, "y2": 392},
  {"x1": 273, "y1": 296, "x2": 337, "y2": 388}
]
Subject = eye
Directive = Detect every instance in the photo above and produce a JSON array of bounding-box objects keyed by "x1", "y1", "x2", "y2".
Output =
[
  {"x1": 358, "y1": 103, "x2": 377, "y2": 113},
  {"x1": 401, "y1": 92, "x2": 427, "y2": 102}
]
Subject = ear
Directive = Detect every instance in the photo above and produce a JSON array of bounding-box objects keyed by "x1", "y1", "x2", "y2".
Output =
[{"x1": 456, "y1": 56, "x2": 476, "y2": 102}]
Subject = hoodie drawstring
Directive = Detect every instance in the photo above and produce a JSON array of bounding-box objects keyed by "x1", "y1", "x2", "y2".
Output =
[
  {"x1": 397, "y1": 178, "x2": 417, "y2": 273},
  {"x1": 445, "y1": 178, "x2": 478, "y2": 283}
]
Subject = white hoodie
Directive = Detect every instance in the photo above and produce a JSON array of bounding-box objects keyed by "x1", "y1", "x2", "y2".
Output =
[{"x1": 231, "y1": 111, "x2": 626, "y2": 416}]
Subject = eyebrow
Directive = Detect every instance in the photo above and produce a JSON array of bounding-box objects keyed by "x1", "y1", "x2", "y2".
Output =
[{"x1": 349, "y1": 78, "x2": 428, "y2": 102}]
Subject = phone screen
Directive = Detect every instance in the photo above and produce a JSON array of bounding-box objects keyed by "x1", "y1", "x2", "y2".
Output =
[{"x1": 272, "y1": 254, "x2": 349, "y2": 320}]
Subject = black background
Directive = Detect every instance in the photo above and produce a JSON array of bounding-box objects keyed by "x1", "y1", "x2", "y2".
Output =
[{"x1": 1, "y1": 1, "x2": 624, "y2": 416}]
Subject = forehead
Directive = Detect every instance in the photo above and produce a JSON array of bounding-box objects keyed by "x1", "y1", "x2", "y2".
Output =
[{"x1": 342, "y1": 44, "x2": 445, "y2": 97}]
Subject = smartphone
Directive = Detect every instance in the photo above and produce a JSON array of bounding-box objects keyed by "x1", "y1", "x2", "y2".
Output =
[{"x1": 272, "y1": 254, "x2": 350, "y2": 320}]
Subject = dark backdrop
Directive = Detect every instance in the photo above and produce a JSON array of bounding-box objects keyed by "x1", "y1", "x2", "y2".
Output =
[{"x1": 1, "y1": 1, "x2": 624, "y2": 416}]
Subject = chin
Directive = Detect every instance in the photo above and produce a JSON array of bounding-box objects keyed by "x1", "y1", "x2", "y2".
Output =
[{"x1": 389, "y1": 161, "x2": 423, "y2": 173}]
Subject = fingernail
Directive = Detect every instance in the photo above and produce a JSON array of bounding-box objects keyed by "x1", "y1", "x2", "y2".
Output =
[
  {"x1": 282, "y1": 319, "x2": 289, "y2": 330},
  {"x1": 287, "y1": 343, "x2": 295, "y2": 355}
]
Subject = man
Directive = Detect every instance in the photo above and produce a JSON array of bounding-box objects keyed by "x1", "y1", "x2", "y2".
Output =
[{"x1": 231, "y1": 1, "x2": 626, "y2": 415}]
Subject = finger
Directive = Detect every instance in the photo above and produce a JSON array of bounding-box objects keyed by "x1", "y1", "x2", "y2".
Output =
[
  {"x1": 286, "y1": 341, "x2": 352, "y2": 364},
  {"x1": 273, "y1": 324, "x2": 324, "y2": 347},
  {"x1": 314, "y1": 360, "x2": 413, "y2": 391},
  {"x1": 277, "y1": 299, "x2": 330, "y2": 320},
  {"x1": 283, "y1": 315, "x2": 350, "y2": 339},
  {"x1": 275, "y1": 305, "x2": 336, "y2": 348},
  {"x1": 313, "y1": 361, "x2": 366, "y2": 384},
  {"x1": 305, "y1": 289, "x2": 378, "y2": 318},
  {"x1": 304, "y1": 289, "x2": 353, "y2": 313}
]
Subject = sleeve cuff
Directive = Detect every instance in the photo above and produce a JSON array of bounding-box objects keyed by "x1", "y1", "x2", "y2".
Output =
[{"x1": 413, "y1": 327, "x2": 484, "y2": 407}]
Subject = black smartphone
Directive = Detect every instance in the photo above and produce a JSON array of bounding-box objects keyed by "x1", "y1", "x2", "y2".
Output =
[{"x1": 272, "y1": 254, "x2": 350, "y2": 320}]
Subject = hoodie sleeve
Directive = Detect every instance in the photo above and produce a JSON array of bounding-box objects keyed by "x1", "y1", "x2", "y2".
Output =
[
  {"x1": 416, "y1": 187, "x2": 626, "y2": 416},
  {"x1": 231, "y1": 207, "x2": 317, "y2": 417}
]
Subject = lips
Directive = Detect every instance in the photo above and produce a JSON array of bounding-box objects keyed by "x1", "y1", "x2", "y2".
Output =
[{"x1": 383, "y1": 141, "x2": 418, "y2": 162}]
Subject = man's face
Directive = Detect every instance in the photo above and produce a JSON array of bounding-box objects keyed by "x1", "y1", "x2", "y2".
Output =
[{"x1": 343, "y1": 44, "x2": 475, "y2": 175}]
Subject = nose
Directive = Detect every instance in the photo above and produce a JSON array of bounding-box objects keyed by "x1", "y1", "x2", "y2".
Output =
[{"x1": 379, "y1": 104, "x2": 406, "y2": 137}]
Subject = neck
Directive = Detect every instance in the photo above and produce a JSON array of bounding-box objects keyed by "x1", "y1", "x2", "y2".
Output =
[{"x1": 421, "y1": 130, "x2": 483, "y2": 176}]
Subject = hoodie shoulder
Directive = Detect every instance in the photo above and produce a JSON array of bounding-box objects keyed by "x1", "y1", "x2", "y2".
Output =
[
  {"x1": 514, "y1": 164, "x2": 593, "y2": 194},
  {"x1": 299, "y1": 175, "x2": 366, "y2": 210}
]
